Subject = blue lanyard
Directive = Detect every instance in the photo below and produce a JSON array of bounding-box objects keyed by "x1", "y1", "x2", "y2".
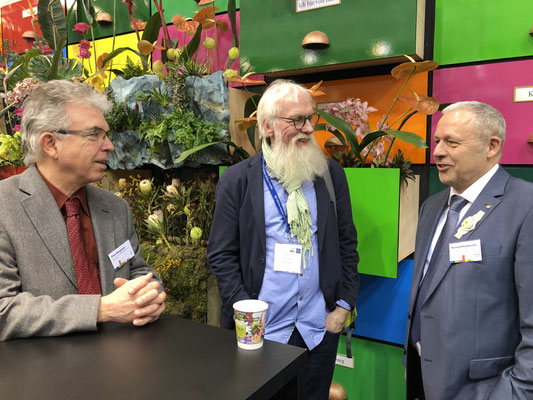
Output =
[{"x1": 262, "y1": 159, "x2": 291, "y2": 233}]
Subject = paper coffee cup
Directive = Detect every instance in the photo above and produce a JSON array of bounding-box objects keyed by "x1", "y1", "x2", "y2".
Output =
[{"x1": 233, "y1": 299, "x2": 268, "y2": 350}]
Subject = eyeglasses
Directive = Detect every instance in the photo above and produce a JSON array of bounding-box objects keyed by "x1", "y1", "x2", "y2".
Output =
[
  {"x1": 276, "y1": 113, "x2": 319, "y2": 130},
  {"x1": 54, "y1": 128, "x2": 110, "y2": 143}
]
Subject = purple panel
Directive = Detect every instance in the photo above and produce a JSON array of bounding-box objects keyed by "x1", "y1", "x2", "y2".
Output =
[{"x1": 432, "y1": 60, "x2": 533, "y2": 165}]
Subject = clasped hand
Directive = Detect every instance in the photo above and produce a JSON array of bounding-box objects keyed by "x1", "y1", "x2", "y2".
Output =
[{"x1": 97, "y1": 272, "x2": 166, "y2": 326}]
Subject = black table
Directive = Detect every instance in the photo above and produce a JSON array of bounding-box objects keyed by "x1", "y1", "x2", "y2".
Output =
[{"x1": 0, "y1": 315, "x2": 307, "y2": 400}]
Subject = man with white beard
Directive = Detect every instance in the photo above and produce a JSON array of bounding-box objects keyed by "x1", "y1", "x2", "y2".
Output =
[{"x1": 208, "y1": 80, "x2": 360, "y2": 399}]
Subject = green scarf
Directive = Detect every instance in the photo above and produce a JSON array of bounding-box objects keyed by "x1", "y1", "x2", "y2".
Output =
[{"x1": 262, "y1": 139, "x2": 312, "y2": 268}]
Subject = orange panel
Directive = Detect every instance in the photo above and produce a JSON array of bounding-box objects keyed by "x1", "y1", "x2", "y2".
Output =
[{"x1": 306, "y1": 73, "x2": 429, "y2": 165}]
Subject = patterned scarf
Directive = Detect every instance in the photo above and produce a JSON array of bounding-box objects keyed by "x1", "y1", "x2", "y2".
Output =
[{"x1": 262, "y1": 139, "x2": 313, "y2": 267}]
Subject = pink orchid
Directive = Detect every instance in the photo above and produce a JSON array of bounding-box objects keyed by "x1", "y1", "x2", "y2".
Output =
[{"x1": 40, "y1": 45, "x2": 53, "y2": 55}]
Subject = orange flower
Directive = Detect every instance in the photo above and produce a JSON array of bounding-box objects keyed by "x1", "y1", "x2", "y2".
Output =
[
  {"x1": 391, "y1": 60, "x2": 439, "y2": 79},
  {"x1": 399, "y1": 92, "x2": 439, "y2": 115},
  {"x1": 225, "y1": 73, "x2": 265, "y2": 86},
  {"x1": 171, "y1": 15, "x2": 199, "y2": 33},
  {"x1": 307, "y1": 80, "x2": 326, "y2": 97},
  {"x1": 198, "y1": 0, "x2": 214, "y2": 4},
  {"x1": 130, "y1": 18, "x2": 146, "y2": 30},
  {"x1": 96, "y1": 52, "x2": 110, "y2": 77}
]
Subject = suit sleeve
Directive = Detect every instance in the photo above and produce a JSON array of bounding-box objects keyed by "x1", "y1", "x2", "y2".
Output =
[
  {"x1": 0, "y1": 229, "x2": 101, "y2": 341},
  {"x1": 207, "y1": 169, "x2": 251, "y2": 321},
  {"x1": 489, "y1": 204, "x2": 533, "y2": 399},
  {"x1": 329, "y1": 161, "x2": 360, "y2": 308}
]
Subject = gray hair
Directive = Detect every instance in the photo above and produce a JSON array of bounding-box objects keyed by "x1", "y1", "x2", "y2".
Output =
[
  {"x1": 256, "y1": 79, "x2": 312, "y2": 140},
  {"x1": 20, "y1": 80, "x2": 111, "y2": 165},
  {"x1": 442, "y1": 101, "x2": 506, "y2": 154}
]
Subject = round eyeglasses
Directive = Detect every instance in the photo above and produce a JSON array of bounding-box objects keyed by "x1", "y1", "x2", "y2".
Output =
[{"x1": 276, "y1": 113, "x2": 320, "y2": 130}]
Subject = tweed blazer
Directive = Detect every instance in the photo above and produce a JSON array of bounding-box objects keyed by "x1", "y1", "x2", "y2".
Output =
[{"x1": 0, "y1": 166, "x2": 159, "y2": 341}]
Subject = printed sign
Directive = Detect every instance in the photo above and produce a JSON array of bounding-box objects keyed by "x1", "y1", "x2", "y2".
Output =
[
  {"x1": 296, "y1": 0, "x2": 341, "y2": 13},
  {"x1": 513, "y1": 86, "x2": 533, "y2": 102}
]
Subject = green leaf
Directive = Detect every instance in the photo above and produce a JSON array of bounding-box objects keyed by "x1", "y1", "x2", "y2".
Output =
[
  {"x1": 179, "y1": 24, "x2": 202, "y2": 63},
  {"x1": 175, "y1": 140, "x2": 250, "y2": 164},
  {"x1": 358, "y1": 130, "x2": 387, "y2": 152},
  {"x1": 28, "y1": 55, "x2": 82, "y2": 81},
  {"x1": 243, "y1": 94, "x2": 261, "y2": 150},
  {"x1": 47, "y1": 36, "x2": 67, "y2": 80},
  {"x1": 37, "y1": 0, "x2": 67, "y2": 52},
  {"x1": 142, "y1": 12, "x2": 162, "y2": 44},
  {"x1": 227, "y1": 0, "x2": 239, "y2": 48},
  {"x1": 385, "y1": 129, "x2": 428, "y2": 148},
  {"x1": 101, "y1": 47, "x2": 140, "y2": 66},
  {"x1": 315, "y1": 108, "x2": 360, "y2": 155}
]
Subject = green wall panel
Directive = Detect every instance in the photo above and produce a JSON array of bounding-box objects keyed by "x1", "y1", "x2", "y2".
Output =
[
  {"x1": 333, "y1": 335, "x2": 405, "y2": 400},
  {"x1": 346, "y1": 168, "x2": 400, "y2": 278},
  {"x1": 434, "y1": 0, "x2": 533, "y2": 65},
  {"x1": 152, "y1": 0, "x2": 240, "y2": 23},
  {"x1": 240, "y1": 0, "x2": 419, "y2": 74},
  {"x1": 67, "y1": 0, "x2": 150, "y2": 43}
]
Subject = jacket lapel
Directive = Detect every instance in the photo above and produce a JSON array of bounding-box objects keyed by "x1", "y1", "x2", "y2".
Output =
[
  {"x1": 412, "y1": 189, "x2": 449, "y2": 290},
  {"x1": 19, "y1": 166, "x2": 77, "y2": 288},
  {"x1": 423, "y1": 167, "x2": 509, "y2": 304},
  {"x1": 86, "y1": 185, "x2": 116, "y2": 294},
  {"x1": 247, "y1": 152, "x2": 266, "y2": 254}
]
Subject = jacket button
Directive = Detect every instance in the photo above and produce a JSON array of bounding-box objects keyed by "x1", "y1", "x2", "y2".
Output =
[
  {"x1": 403, "y1": 349, "x2": 407, "y2": 355},
  {"x1": 407, "y1": 313, "x2": 411, "y2": 320},
  {"x1": 259, "y1": 257, "x2": 265, "y2": 264}
]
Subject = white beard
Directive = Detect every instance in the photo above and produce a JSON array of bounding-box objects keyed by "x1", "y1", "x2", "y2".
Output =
[{"x1": 268, "y1": 132, "x2": 328, "y2": 186}]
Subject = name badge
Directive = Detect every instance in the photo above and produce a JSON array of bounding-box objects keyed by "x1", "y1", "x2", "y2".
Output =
[
  {"x1": 449, "y1": 239, "x2": 482, "y2": 263},
  {"x1": 108, "y1": 240, "x2": 135, "y2": 270},
  {"x1": 273, "y1": 243, "x2": 302, "y2": 274}
]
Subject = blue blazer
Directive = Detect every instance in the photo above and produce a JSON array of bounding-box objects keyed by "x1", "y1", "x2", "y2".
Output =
[
  {"x1": 405, "y1": 167, "x2": 533, "y2": 400},
  {"x1": 207, "y1": 152, "x2": 360, "y2": 329}
]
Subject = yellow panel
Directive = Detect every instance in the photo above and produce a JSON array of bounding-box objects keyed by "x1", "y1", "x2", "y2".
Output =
[
  {"x1": 67, "y1": 32, "x2": 144, "y2": 84},
  {"x1": 306, "y1": 73, "x2": 429, "y2": 165}
]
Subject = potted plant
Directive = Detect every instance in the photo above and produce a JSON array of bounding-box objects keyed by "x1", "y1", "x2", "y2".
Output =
[{"x1": 313, "y1": 58, "x2": 440, "y2": 278}]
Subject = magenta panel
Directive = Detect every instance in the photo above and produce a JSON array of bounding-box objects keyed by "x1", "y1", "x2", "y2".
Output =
[
  {"x1": 153, "y1": 12, "x2": 240, "y2": 75},
  {"x1": 431, "y1": 60, "x2": 533, "y2": 165}
]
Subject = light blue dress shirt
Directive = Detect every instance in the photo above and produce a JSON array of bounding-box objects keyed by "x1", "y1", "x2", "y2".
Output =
[{"x1": 258, "y1": 173, "x2": 327, "y2": 350}]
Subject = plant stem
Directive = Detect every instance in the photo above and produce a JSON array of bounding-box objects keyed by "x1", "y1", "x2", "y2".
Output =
[
  {"x1": 379, "y1": 67, "x2": 416, "y2": 130},
  {"x1": 382, "y1": 110, "x2": 418, "y2": 164},
  {"x1": 153, "y1": 0, "x2": 172, "y2": 50}
]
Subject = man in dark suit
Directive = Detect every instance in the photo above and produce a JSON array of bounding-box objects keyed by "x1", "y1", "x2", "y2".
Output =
[
  {"x1": 405, "y1": 101, "x2": 533, "y2": 399},
  {"x1": 0, "y1": 80, "x2": 165, "y2": 341},
  {"x1": 207, "y1": 80, "x2": 360, "y2": 399}
]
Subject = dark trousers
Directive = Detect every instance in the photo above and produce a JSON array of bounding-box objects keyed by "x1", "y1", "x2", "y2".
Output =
[
  {"x1": 406, "y1": 343, "x2": 426, "y2": 400},
  {"x1": 275, "y1": 328, "x2": 340, "y2": 400}
]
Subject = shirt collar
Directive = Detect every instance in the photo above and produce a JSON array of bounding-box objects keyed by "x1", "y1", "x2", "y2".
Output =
[
  {"x1": 449, "y1": 164, "x2": 500, "y2": 205},
  {"x1": 36, "y1": 167, "x2": 90, "y2": 215}
]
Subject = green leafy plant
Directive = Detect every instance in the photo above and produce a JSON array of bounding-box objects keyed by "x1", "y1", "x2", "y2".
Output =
[
  {"x1": 105, "y1": 100, "x2": 142, "y2": 133},
  {"x1": 0, "y1": 132, "x2": 24, "y2": 166}
]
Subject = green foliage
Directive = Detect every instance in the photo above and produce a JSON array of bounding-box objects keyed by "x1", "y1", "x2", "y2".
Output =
[
  {"x1": 388, "y1": 149, "x2": 416, "y2": 186},
  {"x1": 105, "y1": 100, "x2": 142, "y2": 133},
  {"x1": 140, "y1": 107, "x2": 225, "y2": 156},
  {"x1": 0, "y1": 132, "x2": 24, "y2": 166},
  {"x1": 110, "y1": 174, "x2": 218, "y2": 323},
  {"x1": 37, "y1": 0, "x2": 67, "y2": 52},
  {"x1": 28, "y1": 54, "x2": 83, "y2": 81},
  {"x1": 121, "y1": 56, "x2": 146, "y2": 80}
]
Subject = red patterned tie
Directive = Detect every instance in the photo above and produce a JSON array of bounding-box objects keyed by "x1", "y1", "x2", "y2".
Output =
[{"x1": 64, "y1": 198, "x2": 102, "y2": 294}]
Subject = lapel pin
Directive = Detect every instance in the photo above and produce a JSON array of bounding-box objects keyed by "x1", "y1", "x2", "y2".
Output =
[{"x1": 485, "y1": 204, "x2": 492, "y2": 209}]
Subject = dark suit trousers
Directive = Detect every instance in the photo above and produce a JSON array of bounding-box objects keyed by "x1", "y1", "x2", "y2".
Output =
[
  {"x1": 407, "y1": 343, "x2": 426, "y2": 400},
  {"x1": 272, "y1": 327, "x2": 340, "y2": 400}
]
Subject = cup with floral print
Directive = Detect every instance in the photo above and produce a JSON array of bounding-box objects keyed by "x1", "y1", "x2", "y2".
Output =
[{"x1": 233, "y1": 300, "x2": 268, "y2": 350}]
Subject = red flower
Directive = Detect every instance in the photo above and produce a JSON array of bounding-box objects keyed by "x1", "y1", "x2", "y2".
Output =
[
  {"x1": 13, "y1": 124, "x2": 21, "y2": 132},
  {"x1": 73, "y1": 22, "x2": 90, "y2": 35},
  {"x1": 14, "y1": 108, "x2": 23, "y2": 118}
]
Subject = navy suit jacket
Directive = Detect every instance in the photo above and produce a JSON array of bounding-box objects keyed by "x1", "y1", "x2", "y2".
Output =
[
  {"x1": 405, "y1": 167, "x2": 533, "y2": 400},
  {"x1": 207, "y1": 152, "x2": 360, "y2": 329}
]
